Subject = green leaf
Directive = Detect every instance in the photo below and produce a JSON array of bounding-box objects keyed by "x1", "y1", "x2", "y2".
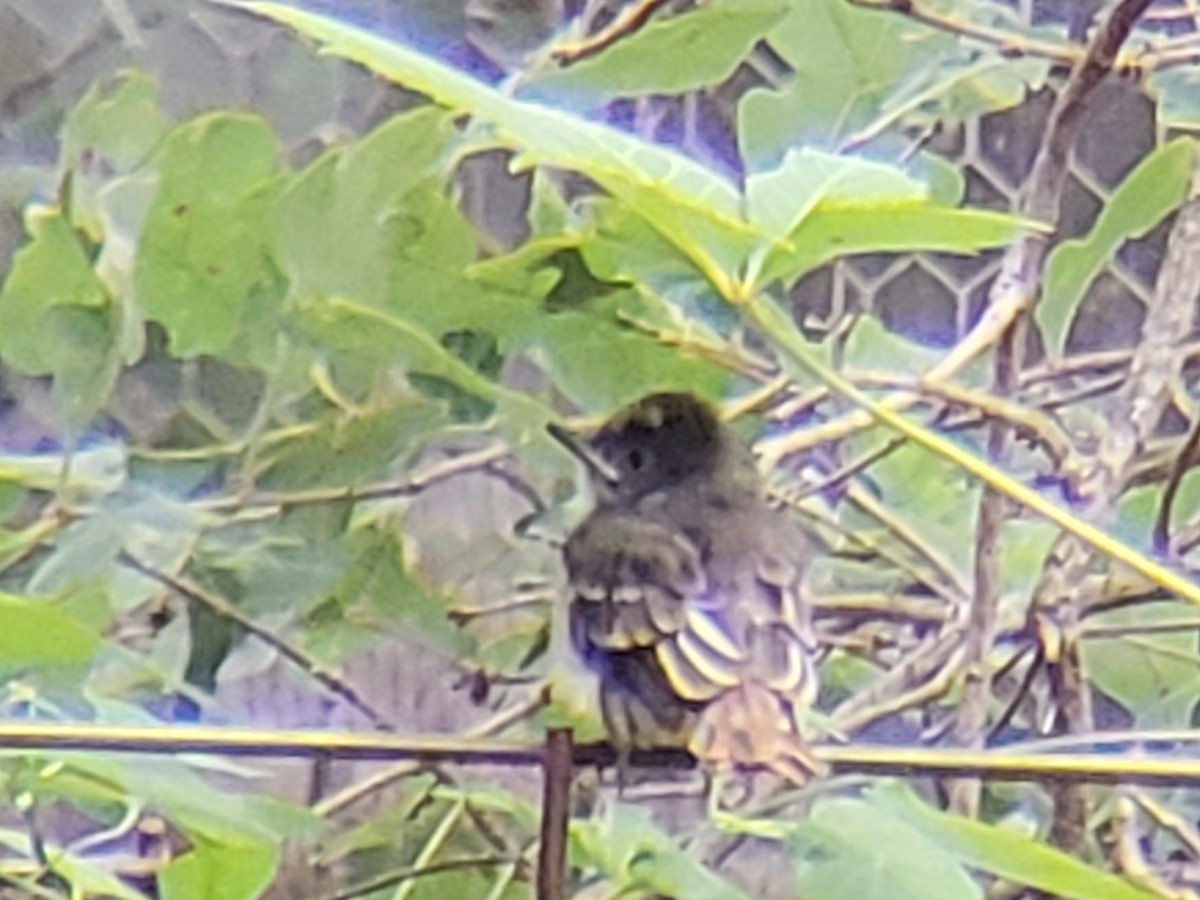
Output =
[
  {"x1": 997, "y1": 519, "x2": 1057, "y2": 605},
  {"x1": 1150, "y1": 67, "x2": 1200, "y2": 131},
  {"x1": 1040, "y1": 138, "x2": 1196, "y2": 358},
  {"x1": 741, "y1": 0, "x2": 944, "y2": 166},
  {"x1": 239, "y1": 2, "x2": 757, "y2": 295},
  {"x1": 739, "y1": 0, "x2": 1050, "y2": 169},
  {"x1": 310, "y1": 524, "x2": 474, "y2": 661},
  {"x1": 295, "y1": 294, "x2": 510, "y2": 407},
  {"x1": 38, "y1": 745, "x2": 320, "y2": 845},
  {"x1": 61, "y1": 69, "x2": 167, "y2": 241},
  {"x1": 791, "y1": 796, "x2": 981, "y2": 900},
  {"x1": 30, "y1": 486, "x2": 205, "y2": 612},
  {"x1": 0, "y1": 592, "x2": 103, "y2": 669},
  {"x1": 0, "y1": 443, "x2": 127, "y2": 497},
  {"x1": 745, "y1": 148, "x2": 928, "y2": 240},
  {"x1": 871, "y1": 782, "x2": 1163, "y2": 900},
  {"x1": 159, "y1": 836, "x2": 279, "y2": 900},
  {"x1": 255, "y1": 402, "x2": 446, "y2": 491},
  {"x1": 136, "y1": 113, "x2": 280, "y2": 356},
  {"x1": 271, "y1": 107, "x2": 461, "y2": 317},
  {"x1": 577, "y1": 199, "x2": 735, "y2": 330},
  {"x1": 523, "y1": 298, "x2": 731, "y2": 411},
  {"x1": 840, "y1": 314, "x2": 948, "y2": 375},
  {"x1": 1118, "y1": 468, "x2": 1200, "y2": 549},
  {"x1": 760, "y1": 202, "x2": 1034, "y2": 289},
  {"x1": 0, "y1": 206, "x2": 120, "y2": 426},
  {"x1": 527, "y1": 0, "x2": 787, "y2": 104},
  {"x1": 1082, "y1": 601, "x2": 1200, "y2": 727},
  {"x1": 570, "y1": 804, "x2": 753, "y2": 900}
]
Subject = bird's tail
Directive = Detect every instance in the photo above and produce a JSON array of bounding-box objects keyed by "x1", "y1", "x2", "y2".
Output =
[{"x1": 688, "y1": 682, "x2": 827, "y2": 783}]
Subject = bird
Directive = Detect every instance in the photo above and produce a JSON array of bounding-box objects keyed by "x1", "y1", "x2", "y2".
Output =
[{"x1": 550, "y1": 391, "x2": 823, "y2": 783}]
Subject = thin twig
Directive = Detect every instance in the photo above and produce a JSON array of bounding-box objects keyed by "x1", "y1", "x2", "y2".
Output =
[
  {"x1": 1130, "y1": 786, "x2": 1200, "y2": 859},
  {"x1": 194, "y1": 444, "x2": 512, "y2": 513},
  {"x1": 323, "y1": 856, "x2": 524, "y2": 900},
  {"x1": 772, "y1": 487, "x2": 967, "y2": 606},
  {"x1": 830, "y1": 629, "x2": 964, "y2": 734},
  {"x1": 846, "y1": 0, "x2": 1081, "y2": 68},
  {"x1": 117, "y1": 552, "x2": 392, "y2": 730},
  {"x1": 551, "y1": 0, "x2": 672, "y2": 64},
  {"x1": 315, "y1": 684, "x2": 550, "y2": 817},
  {"x1": 1041, "y1": 128, "x2": 1200, "y2": 851},
  {"x1": 1111, "y1": 793, "x2": 1200, "y2": 900},
  {"x1": 1155, "y1": 410, "x2": 1200, "y2": 553},
  {"x1": 947, "y1": 303, "x2": 1024, "y2": 816},
  {"x1": 844, "y1": 481, "x2": 972, "y2": 600}
]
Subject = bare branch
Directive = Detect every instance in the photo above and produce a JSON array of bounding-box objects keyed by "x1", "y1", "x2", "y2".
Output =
[
  {"x1": 551, "y1": 0, "x2": 672, "y2": 64},
  {"x1": 118, "y1": 551, "x2": 393, "y2": 730}
]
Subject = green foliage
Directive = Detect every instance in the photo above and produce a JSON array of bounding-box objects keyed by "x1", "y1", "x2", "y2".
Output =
[
  {"x1": 792, "y1": 795, "x2": 983, "y2": 900},
  {"x1": 0, "y1": 591, "x2": 103, "y2": 669},
  {"x1": 0, "y1": 207, "x2": 119, "y2": 427},
  {"x1": 242, "y1": 1, "x2": 1028, "y2": 298},
  {"x1": 571, "y1": 804, "x2": 753, "y2": 900},
  {"x1": 0, "y1": 0, "x2": 1194, "y2": 897},
  {"x1": 137, "y1": 114, "x2": 282, "y2": 358},
  {"x1": 864, "y1": 783, "x2": 1162, "y2": 900},
  {"x1": 1082, "y1": 601, "x2": 1200, "y2": 727},
  {"x1": 739, "y1": 0, "x2": 1052, "y2": 168},
  {"x1": 1040, "y1": 137, "x2": 1196, "y2": 358},
  {"x1": 717, "y1": 781, "x2": 1171, "y2": 900},
  {"x1": 528, "y1": 0, "x2": 789, "y2": 105}
]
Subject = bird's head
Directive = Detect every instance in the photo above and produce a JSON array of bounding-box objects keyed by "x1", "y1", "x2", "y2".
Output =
[{"x1": 551, "y1": 392, "x2": 726, "y2": 501}]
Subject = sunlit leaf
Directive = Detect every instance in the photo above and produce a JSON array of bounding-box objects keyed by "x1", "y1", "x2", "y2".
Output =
[
  {"x1": 740, "y1": 0, "x2": 1050, "y2": 168},
  {"x1": 760, "y1": 203, "x2": 1034, "y2": 289},
  {"x1": 237, "y1": 2, "x2": 758, "y2": 295},
  {"x1": 159, "y1": 836, "x2": 279, "y2": 900},
  {"x1": 745, "y1": 148, "x2": 928, "y2": 240},
  {"x1": 0, "y1": 592, "x2": 103, "y2": 669},
  {"x1": 528, "y1": 0, "x2": 787, "y2": 105},
  {"x1": 136, "y1": 113, "x2": 280, "y2": 356}
]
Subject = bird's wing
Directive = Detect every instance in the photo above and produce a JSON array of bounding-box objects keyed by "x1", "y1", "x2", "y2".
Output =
[
  {"x1": 564, "y1": 509, "x2": 700, "y2": 658},
  {"x1": 565, "y1": 506, "x2": 823, "y2": 776},
  {"x1": 662, "y1": 520, "x2": 825, "y2": 780},
  {"x1": 566, "y1": 507, "x2": 816, "y2": 703},
  {"x1": 659, "y1": 517, "x2": 816, "y2": 703}
]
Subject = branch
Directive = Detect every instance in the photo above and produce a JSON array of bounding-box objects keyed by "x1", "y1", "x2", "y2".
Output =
[
  {"x1": 118, "y1": 552, "x2": 393, "y2": 730},
  {"x1": 9, "y1": 721, "x2": 1200, "y2": 785},
  {"x1": 846, "y1": 0, "x2": 1082, "y2": 68},
  {"x1": 324, "y1": 856, "x2": 524, "y2": 900},
  {"x1": 194, "y1": 444, "x2": 518, "y2": 514},
  {"x1": 551, "y1": 0, "x2": 672, "y2": 65},
  {"x1": 929, "y1": 0, "x2": 1157, "y2": 382},
  {"x1": 1006, "y1": 0, "x2": 1181, "y2": 853}
]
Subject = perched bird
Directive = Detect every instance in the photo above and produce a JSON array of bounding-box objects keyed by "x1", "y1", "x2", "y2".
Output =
[{"x1": 551, "y1": 392, "x2": 823, "y2": 782}]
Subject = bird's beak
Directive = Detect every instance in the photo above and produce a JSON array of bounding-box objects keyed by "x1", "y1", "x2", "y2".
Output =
[{"x1": 547, "y1": 422, "x2": 621, "y2": 489}]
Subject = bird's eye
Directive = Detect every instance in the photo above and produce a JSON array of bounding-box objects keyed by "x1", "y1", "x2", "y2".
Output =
[{"x1": 628, "y1": 449, "x2": 646, "y2": 471}]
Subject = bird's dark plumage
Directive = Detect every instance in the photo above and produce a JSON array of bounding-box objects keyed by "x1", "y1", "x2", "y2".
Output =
[{"x1": 557, "y1": 392, "x2": 822, "y2": 780}]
